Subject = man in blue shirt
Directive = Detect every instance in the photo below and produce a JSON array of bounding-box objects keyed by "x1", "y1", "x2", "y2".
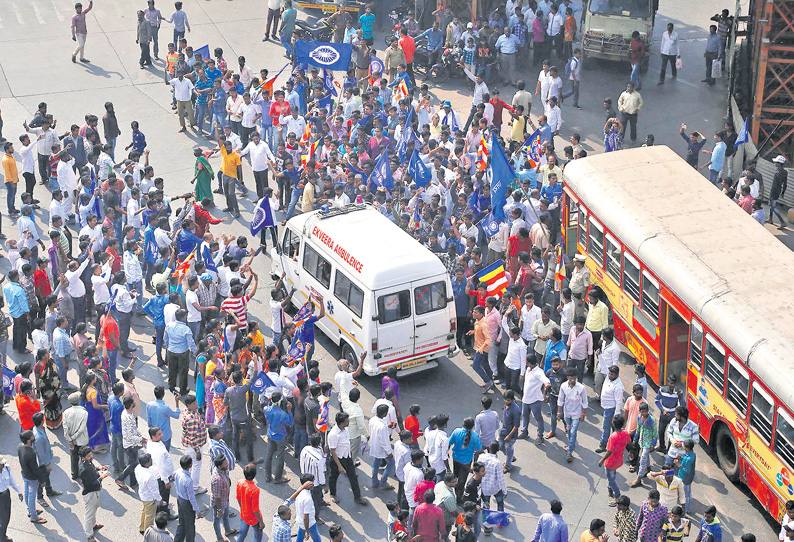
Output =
[
  {"x1": 451, "y1": 268, "x2": 469, "y2": 351},
  {"x1": 33, "y1": 412, "x2": 61, "y2": 505},
  {"x1": 144, "y1": 282, "x2": 170, "y2": 367},
  {"x1": 146, "y1": 385, "x2": 182, "y2": 451},
  {"x1": 532, "y1": 499, "x2": 569, "y2": 542},
  {"x1": 418, "y1": 22, "x2": 444, "y2": 68},
  {"x1": 263, "y1": 391, "x2": 294, "y2": 483},
  {"x1": 177, "y1": 219, "x2": 203, "y2": 256},
  {"x1": 174, "y1": 455, "x2": 204, "y2": 542},
  {"x1": 164, "y1": 309, "x2": 197, "y2": 395},
  {"x1": 499, "y1": 390, "x2": 521, "y2": 472},
  {"x1": 699, "y1": 130, "x2": 726, "y2": 185},
  {"x1": 108, "y1": 382, "x2": 125, "y2": 476},
  {"x1": 3, "y1": 270, "x2": 30, "y2": 353},
  {"x1": 296, "y1": 295, "x2": 325, "y2": 363}
]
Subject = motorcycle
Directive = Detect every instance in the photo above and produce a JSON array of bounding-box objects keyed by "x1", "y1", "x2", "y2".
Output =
[
  {"x1": 294, "y1": 16, "x2": 334, "y2": 42},
  {"x1": 427, "y1": 46, "x2": 465, "y2": 81},
  {"x1": 411, "y1": 37, "x2": 431, "y2": 76}
]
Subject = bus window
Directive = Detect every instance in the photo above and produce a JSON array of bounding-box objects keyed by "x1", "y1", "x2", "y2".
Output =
[
  {"x1": 641, "y1": 271, "x2": 660, "y2": 322},
  {"x1": 704, "y1": 335, "x2": 726, "y2": 392},
  {"x1": 578, "y1": 208, "x2": 588, "y2": 250},
  {"x1": 377, "y1": 291, "x2": 411, "y2": 324},
  {"x1": 690, "y1": 321, "x2": 703, "y2": 369},
  {"x1": 605, "y1": 234, "x2": 621, "y2": 283},
  {"x1": 775, "y1": 408, "x2": 794, "y2": 470},
  {"x1": 622, "y1": 253, "x2": 641, "y2": 303},
  {"x1": 588, "y1": 219, "x2": 604, "y2": 266},
  {"x1": 726, "y1": 357, "x2": 749, "y2": 417},
  {"x1": 414, "y1": 281, "x2": 448, "y2": 315},
  {"x1": 303, "y1": 244, "x2": 331, "y2": 289},
  {"x1": 333, "y1": 271, "x2": 364, "y2": 318},
  {"x1": 750, "y1": 383, "x2": 774, "y2": 445}
]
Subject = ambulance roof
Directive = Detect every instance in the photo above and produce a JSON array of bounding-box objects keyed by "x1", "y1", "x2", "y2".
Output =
[{"x1": 287, "y1": 204, "x2": 448, "y2": 290}]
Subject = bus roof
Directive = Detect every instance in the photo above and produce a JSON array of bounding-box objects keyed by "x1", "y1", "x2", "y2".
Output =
[
  {"x1": 287, "y1": 204, "x2": 448, "y2": 290},
  {"x1": 563, "y1": 146, "x2": 794, "y2": 407}
]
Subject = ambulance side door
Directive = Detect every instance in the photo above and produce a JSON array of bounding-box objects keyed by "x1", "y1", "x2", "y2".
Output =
[
  {"x1": 411, "y1": 277, "x2": 451, "y2": 359},
  {"x1": 279, "y1": 227, "x2": 302, "y2": 305},
  {"x1": 373, "y1": 286, "x2": 415, "y2": 369}
]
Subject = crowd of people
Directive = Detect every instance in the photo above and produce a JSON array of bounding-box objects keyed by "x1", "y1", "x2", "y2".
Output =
[{"x1": 0, "y1": 0, "x2": 777, "y2": 541}]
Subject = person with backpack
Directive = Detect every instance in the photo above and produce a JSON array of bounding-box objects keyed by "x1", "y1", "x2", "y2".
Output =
[{"x1": 561, "y1": 49, "x2": 581, "y2": 109}]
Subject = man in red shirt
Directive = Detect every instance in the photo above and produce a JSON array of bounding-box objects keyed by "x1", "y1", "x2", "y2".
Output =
[
  {"x1": 398, "y1": 27, "x2": 416, "y2": 88},
  {"x1": 629, "y1": 31, "x2": 646, "y2": 90},
  {"x1": 100, "y1": 312, "x2": 121, "y2": 384},
  {"x1": 16, "y1": 380, "x2": 41, "y2": 431},
  {"x1": 192, "y1": 198, "x2": 225, "y2": 237},
  {"x1": 411, "y1": 489, "x2": 446, "y2": 542},
  {"x1": 598, "y1": 414, "x2": 631, "y2": 507},
  {"x1": 236, "y1": 464, "x2": 265, "y2": 540},
  {"x1": 489, "y1": 90, "x2": 516, "y2": 133},
  {"x1": 33, "y1": 257, "x2": 52, "y2": 318}
]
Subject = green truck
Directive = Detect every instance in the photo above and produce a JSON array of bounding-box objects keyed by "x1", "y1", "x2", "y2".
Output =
[{"x1": 581, "y1": 0, "x2": 658, "y2": 70}]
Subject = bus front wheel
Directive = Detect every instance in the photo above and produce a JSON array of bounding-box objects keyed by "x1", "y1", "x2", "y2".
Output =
[
  {"x1": 715, "y1": 424, "x2": 740, "y2": 481},
  {"x1": 342, "y1": 343, "x2": 359, "y2": 372}
]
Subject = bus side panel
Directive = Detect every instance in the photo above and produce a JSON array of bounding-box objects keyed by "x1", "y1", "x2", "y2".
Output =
[{"x1": 612, "y1": 314, "x2": 661, "y2": 384}]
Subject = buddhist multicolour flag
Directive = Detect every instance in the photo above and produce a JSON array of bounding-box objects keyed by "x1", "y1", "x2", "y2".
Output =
[
  {"x1": 475, "y1": 134, "x2": 489, "y2": 171},
  {"x1": 473, "y1": 259, "x2": 510, "y2": 298}
]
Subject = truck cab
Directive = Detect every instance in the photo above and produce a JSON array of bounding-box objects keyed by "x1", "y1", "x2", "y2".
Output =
[{"x1": 581, "y1": 0, "x2": 657, "y2": 69}]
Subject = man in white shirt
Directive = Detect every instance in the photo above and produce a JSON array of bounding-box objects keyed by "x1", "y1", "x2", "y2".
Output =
[
  {"x1": 495, "y1": 26, "x2": 519, "y2": 86},
  {"x1": 562, "y1": 49, "x2": 582, "y2": 109},
  {"x1": 462, "y1": 67, "x2": 489, "y2": 131},
  {"x1": 49, "y1": 190, "x2": 70, "y2": 228},
  {"x1": 65, "y1": 256, "x2": 91, "y2": 324},
  {"x1": 327, "y1": 412, "x2": 367, "y2": 505},
  {"x1": 238, "y1": 92, "x2": 262, "y2": 148},
  {"x1": 659, "y1": 22, "x2": 680, "y2": 84},
  {"x1": 146, "y1": 427, "x2": 176, "y2": 517},
  {"x1": 393, "y1": 430, "x2": 412, "y2": 508},
  {"x1": 546, "y1": 5, "x2": 565, "y2": 57},
  {"x1": 519, "y1": 293, "x2": 542, "y2": 349},
  {"x1": 594, "y1": 327, "x2": 620, "y2": 399},
  {"x1": 535, "y1": 61, "x2": 551, "y2": 105},
  {"x1": 334, "y1": 356, "x2": 363, "y2": 405},
  {"x1": 403, "y1": 449, "x2": 425, "y2": 517},
  {"x1": 170, "y1": 74, "x2": 195, "y2": 132},
  {"x1": 123, "y1": 240, "x2": 144, "y2": 313},
  {"x1": 238, "y1": 131, "x2": 276, "y2": 199},
  {"x1": 18, "y1": 134, "x2": 38, "y2": 198},
  {"x1": 519, "y1": 356, "x2": 550, "y2": 444},
  {"x1": 295, "y1": 473, "x2": 319, "y2": 541},
  {"x1": 184, "y1": 276, "x2": 211, "y2": 340},
  {"x1": 262, "y1": 358, "x2": 296, "y2": 400},
  {"x1": 557, "y1": 372, "x2": 588, "y2": 462},
  {"x1": 135, "y1": 453, "x2": 162, "y2": 532},
  {"x1": 597, "y1": 365, "x2": 625, "y2": 452},
  {"x1": 299, "y1": 433, "x2": 327, "y2": 511},
  {"x1": 502, "y1": 313, "x2": 527, "y2": 393},
  {"x1": 56, "y1": 154, "x2": 78, "y2": 222},
  {"x1": 368, "y1": 404, "x2": 395, "y2": 490}
]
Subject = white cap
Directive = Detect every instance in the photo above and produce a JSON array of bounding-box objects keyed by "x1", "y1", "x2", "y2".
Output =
[
  {"x1": 773, "y1": 155, "x2": 787, "y2": 164},
  {"x1": 574, "y1": 254, "x2": 587, "y2": 262},
  {"x1": 467, "y1": 22, "x2": 474, "y2": 28}
]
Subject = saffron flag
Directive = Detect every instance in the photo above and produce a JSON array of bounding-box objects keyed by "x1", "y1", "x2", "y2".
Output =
[
  {"x1": 554, "y1": 245, "x2": 566, "y2": 292},
  {"x1": 473, "y1": 259, "x2": 510, "y2": 298},
  {"x1": 316, "y1": 395, "x2": 330, "y2": 432},
  {"x1": 250, "y1": 196, "x2": 276, "y2": 236},
  {"x1": 489, "y1": 132, "x2": 515, "y2": 222},
  {"x1": 250, "y1": 371, "x2": 276, "y2": 395},
  {"x1": 257, "y1": 63, "x2": 290, "y2": 95},
  {"x1": 302, "y1": 139, "x2": 319, "y2": 167},
  {"x1": 299, "y1": 123, "x2": 311, "y2": 146},
  {"x1": 172, "y1": 248, "x2": 197, "y2": 278},
  {"x1": 475, "y1": 135, "x2": 489, "y2": 171},
  {"x1": 522, "y1": 128, "x2": 544, "y2": 169}
]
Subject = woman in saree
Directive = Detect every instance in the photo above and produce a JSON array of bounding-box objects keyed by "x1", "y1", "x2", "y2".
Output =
[
  {"x1": 33, "y1": 350, "x2": 62, "y2": 429},
  {"x1": 204, "y1": 346, "x2": 221, "y2": 424},
  {"x1": 82, "y1": 371, "x2": 110, "y2": 453},
  {"x1": 191, "y1": 148, "x2": 214, "y2": 203},
  {"x1": 211, "y1": 366, "x2": 229, "y2": 432}
]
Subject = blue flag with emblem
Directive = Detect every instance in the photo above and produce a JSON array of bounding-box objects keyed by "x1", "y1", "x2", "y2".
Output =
[
  {"x1": 250, "y1": 371, "x2": 276, "y2": 395},
  {"x1": 250, "y1": 197, "x2": 275, "y2": 236},
  {"x1": 202, "y1": 243, "x2": 218, "y2": 273},
  {"x1": 407, "y1": 148, "x2": 432, "y2": 189},
  {"x1": 318, "y1": 94, "x2": 335, "y2": 115},
  {"x1": 734, "y1": 117, "x2": 749, "y2": 148},
  {"x1": 346, "y1": 162, "x2": 368, "y2": 181},
  {"x1": 322, "y1": 69, "x2": 337, "y2": 96},
  {"x1": 489, "y1": 132, "x2": 514, "y2": 222},
  {"x1": 295, "y1": 41, "x2": 354, "y2": 72},
  {"x1": 2, "y1": 365, "x2": 15, "y2": 396},
  {"x1": 369, "y1": 55, "x2": 385, "y2": 79},
  {"x1": 369, "y1": 150, "x2": 395, "y2": 191},
  {"x1": 481, "y1": 211, "x2": 501, "y2": 239},
  {"x1": 467, "y1": 188, "x2": 481, "y2": 215}
]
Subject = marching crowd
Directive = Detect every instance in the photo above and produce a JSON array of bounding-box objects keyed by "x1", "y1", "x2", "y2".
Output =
[{"x1": 0, "y1": 0, "x2": 775, "y2": 541}]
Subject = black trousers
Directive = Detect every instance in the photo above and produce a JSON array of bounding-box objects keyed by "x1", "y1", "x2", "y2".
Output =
[
  {"x1": 140, "y1": 42, "x2": 152, "y2": 67},
  {"x1": 240, "y1": 126, "x2": 255, "y2": 149},
  {"x1": 22, "y1": 172, "x2": 35, "y2": 196},
  {"x1": 167, "y1": 350, "x2": 190, "y2": 395},
  {"x1": 452, "y1": 459, "x2": 470, "y2": 503},
  {"x1": 620, "y1": 112, "x2": 638, "y2": 142},
  {"x1": 0, "y1": 489, "x2": 9, "y2": 542},
  {"x1": 259, "y1": 226, "x2": 278, "y2": 250},
  {"x1": 328, "y1": 455, "x2": 361, "y2": 500},
  {"x1": 175, "y1": 497, "x2": 196, "y2": 542},
  {"x1": 406, "y1": 63, "x2": 416, "y2": 88},
  {"x1": 37, "y1": 155, "x2": 49, "y2": 184},
  {"x1": 157, "y1": 478, "x2": 171, "y2": 512},
  {"x1": 70, "y1": 445, "x2": 81, "y2": 479},
  {"x1": 119, "y1": 446, "x2": 140, "y2": 487},
  {"x1": 660, "y1": 54, "x2": 677, "y2": 81},
  {"x1": 231, "y1": 418, "x2": 255, "y2": 462},
  {"x1": 37, "y1": 466, "x2": 53, "y2": 497},
  {"x1": 12, "y1": 315, "x2": 27, "y2": 353},
  {"x1": 253, "y1": 170, "x2": 269, "y2": 199},
  {"x1": 658, "y1": 411, "x2": 674, "y2": 452}
]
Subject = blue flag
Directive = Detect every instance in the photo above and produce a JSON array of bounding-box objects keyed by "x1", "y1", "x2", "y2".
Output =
[
  {"x1": 2, "y1": 365, "x2": 15, "y2": 396},
  {"x1": 322, "y1": 69, "x2": 337, "y2": 96},
  {"x1": 202, "y1": 244, "x2": 218, "y2": 273},
  {"x1": 369, "y1": 151, "x2": 395, "y2": 190},
  {"x1": 346, "y1": 162, "x2": 368, "y2": 181},
  {"x1": 467, "y1": 189, "x2": 480, "y2": 215},
  {"x1": 369, "y1": 55, "x2": 385, "y2": 78},
  {"x1": 481, "y1": 211, "x2": 501, "y2": 239},
  {"x1": 250, "y1": 197, "x2": 275, "y2": 236},
  {"x1": 483, "y1": 510, "x2": 511, "y2": 527},
  {"x1": 407, "y1": 149, "x2": 432, "y2": 189},
  {"x1": 250, "y1": 371, "x2": 276, "y2": 395},
  {"x1": 194, "y1": 44, "x2": 210, "y2": 63},
  {"x1": 144, "y1": 228, "x2": 159, "y2": 265},
  {"x1": 295, "y1": 41, "x2": 354, "y2": 72},
  {"x1": 489, "y1": 132, "x2": 514, "y2": 221},
  {"x1": 318, "y1": 94, "x2": 335, "y2": 115},
  {"x1": 734, "y1": 118, "x2": 749, "y2": 148}
]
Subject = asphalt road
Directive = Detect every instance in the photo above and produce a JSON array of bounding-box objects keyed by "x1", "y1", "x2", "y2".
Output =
[{"x1": 0, "y1": 0, "x2": 781, "y2": 540}]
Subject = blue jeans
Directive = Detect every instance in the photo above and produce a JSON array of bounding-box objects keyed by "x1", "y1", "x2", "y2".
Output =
[
  {"x1": 600, "y1": 407, "x2": 616, "y2": 448},
  {"x1": 484, "y1": 490, "x2": 505, "y2": 511},
  {"x1": 154, "y1": 326, "x2": 165, "y2": 366},
  {"x1": 499, "y1": 436, "x2": 515, "y2": 467},
  {"x1": 296, "y1": 524, "x2": 321, "y2": 542},
  {"x1": 630, "y1": 62, "x2": 641, "y2": 89},
  {"x1": 564, "y1": 415, "x2": 581, "y2": 452},
  {"x1": 110, "y1": 432, "x2": 124, "y2": 473},
  {"x1": 210, "y1": 113, "x2": 227, "y2": 139},
  {"x1": 521, "y1": 400, "x2": 545, "y2": 438},
  {"x1": 605, "y1": 467, "x2": 620, "y2": 498},
  {"x1": 24, "y1": 477, "x2": 39, "y2": 519},
  {"x1": 638, "y1": 446, "x2": 652, "y2": 477},
  {"x1": 54, "y1": 354, "x2": 69, "y2": 386},
  {"x1": 708, "y1": 168, "x2": 720, "y2": 185},
  {"x1": 472, "y1": 352, "x2": 492, "y2": 385},
  {"x1": 683, "y1": 482, "x2": 691, "y2": 513},
  {"x1": 293, "y1": 426, "x2": 308, "y2": 458},
  {"x1": 237, "y1": 517, "x2": 263, "y2": 542},
  {"x1": 5, "y1": 182, "x2": 16, "y2": 213},
  {"x1": 261, "y1": 124, "x2": 273, "y2": 148},
  {"x1": 195, "y1": 102, "x2": 209, "y2": 134},
  {"x1": 128, "y1": 281, "x2": 143, "y2": 310},
  {"x1": 106, "y1": 137, "x2": 117, "y2": 160},
  {"x1": 286, "y1": 187, "x2": 303, "y2": 219},
  {"x1": 371, "y1": 455, "x2": 395, "y2": 487},
  {"x1": 49, "y1": 176, "x2": 59, "y2": 192},
  {"x1": 281, "y1": 32, "x2": 293, "y2": 58},
  {"x1": 107, "y1": 348, "x2": 119, "y2": 383}
]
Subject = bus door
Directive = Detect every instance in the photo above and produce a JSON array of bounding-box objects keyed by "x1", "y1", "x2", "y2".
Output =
[{"x1": 659, "y1": 297, "x2": 689, "y2": 388}]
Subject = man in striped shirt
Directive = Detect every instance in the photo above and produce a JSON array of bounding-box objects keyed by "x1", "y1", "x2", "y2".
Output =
[
  {"x1": 208, "y1": 424, "x2": 235, "y2": 473},
  {"x1": 220, "y1": 272, "x2": 258, "y2": 331},
  {"x1": 665, "y1": 406, "x2": 699, "y2": 464}
]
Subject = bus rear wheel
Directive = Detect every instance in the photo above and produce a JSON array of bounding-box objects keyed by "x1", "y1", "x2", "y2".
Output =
[
  {"x1": 715, "y1": 424, "x2": 740, "y2": 481},
  {"x1": 342, "y1": 343, "x2": 359, "y2": 372}
]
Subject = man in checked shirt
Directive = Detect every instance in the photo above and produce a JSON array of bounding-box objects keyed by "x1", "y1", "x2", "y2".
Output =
[{"x1": 180, "y1": 395, "x2": 208, "y2": 495}]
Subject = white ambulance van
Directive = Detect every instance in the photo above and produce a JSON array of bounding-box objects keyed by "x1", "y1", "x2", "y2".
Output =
[{"x1": 269, "y1": 204, "x2": 458, "y2": 376}]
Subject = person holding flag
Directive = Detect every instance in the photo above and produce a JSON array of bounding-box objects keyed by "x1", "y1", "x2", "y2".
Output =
[{"x1": 293, "y1": 294, "x2": 326, "y2": 363}]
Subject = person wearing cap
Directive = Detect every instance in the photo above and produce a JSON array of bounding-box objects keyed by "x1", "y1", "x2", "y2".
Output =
[
  {"x1": 569, "y1": 254, "x2": 590, "y2": 296},
  {"x1": 439, "y1": 101, "x2": 463, "y2": 133},
  {"x1": 63, "y1": 392, "x2": 90, "y2": 480},
  {"x1": 769, "y1": 155, "x2": 788, "y2": 228}
]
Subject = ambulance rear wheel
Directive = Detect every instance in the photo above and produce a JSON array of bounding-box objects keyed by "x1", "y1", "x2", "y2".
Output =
[{"x1": 342, "y1": 343, "x2": 359, "y2": 371}]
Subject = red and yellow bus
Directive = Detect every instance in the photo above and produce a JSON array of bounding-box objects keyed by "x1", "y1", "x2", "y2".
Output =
[{"x1": 562, "y1": 146, "x2": 794, "y2": 523}]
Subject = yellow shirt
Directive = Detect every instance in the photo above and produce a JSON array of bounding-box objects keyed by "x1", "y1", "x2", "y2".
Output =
[
  {"x1": 2, "y1": 154, "x2": 18, "y2": 184},
  {"x1": 301, "y1": 182, "x2": 315, "y2": 213},
  {"x1": 510, "y1": 116, "x2": 526, "y2": 143},
  {"x1": 585, "y1": 300, "x2": 609, "y2": 333},
  {"x1": 473, "y1": 318, "x2": 491, "y2": 353},
  {"x1": 220, "y1": 146, "x2": 241, "y2": 179},
  {"x1": 248, "y1": 330, "x2": 264, "y2": 351}
]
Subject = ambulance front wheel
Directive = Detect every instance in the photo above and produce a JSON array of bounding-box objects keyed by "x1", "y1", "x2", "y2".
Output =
[{"x1": 342, "y1": 343, "x2": 359, "y2": 372}]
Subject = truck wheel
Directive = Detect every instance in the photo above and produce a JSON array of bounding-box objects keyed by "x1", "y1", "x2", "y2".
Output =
[
  {"x1": 342, "y1": 343, "x2": 359, "y2": 372},
  {"x1": 715, "y1": 424, "x2": 740, "y2": 481}
]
